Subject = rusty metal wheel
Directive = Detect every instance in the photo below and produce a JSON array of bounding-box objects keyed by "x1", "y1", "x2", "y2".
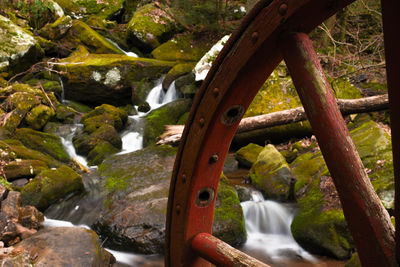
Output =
[{"x1": 165, "y1": 0, "x2": 400, "y2": 266}]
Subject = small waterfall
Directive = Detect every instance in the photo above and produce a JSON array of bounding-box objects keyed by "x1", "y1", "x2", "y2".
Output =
[
  {"x1": 106, "y1": 38, "x2": 138, "y2": 57},
  {"x1": 59, "y1": 76, "x2": 65, "y2": 103},
  {"x1": 145, "y1": 77, "x2": 178, "y2": 110},
  {"x1": 162, "y1": 81, "x2": 177, "y2": 104},
  {"x1": 118, "y1": 116, "x2": 144, "y2": 155},
  {"x1": 241, "y1": 190, "x2": 316, "y2": 263},
  {"x1": 60, "y1": 125, "x2": 88, "y2": 168}
]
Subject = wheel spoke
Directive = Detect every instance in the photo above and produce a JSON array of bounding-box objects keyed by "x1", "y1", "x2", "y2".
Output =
[{"x1": 281, "y1": 32, "x2": 396, "y2": 266}]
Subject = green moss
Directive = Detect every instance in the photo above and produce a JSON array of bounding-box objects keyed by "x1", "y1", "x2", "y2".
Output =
[
  {"x1": 176, "y1": 112, "x2": 189, "y2": 125},
  {"x1": 151, "y1": 33, "x2": 209, "y2": 62},
  {"x1": 15, "y1": 128, "x2": 70, "y2": 163},
  {"x1": 87, "y1": 141, "x2": 119, "y2": 166},
  {"x1": 54, "y1": 0, "x2": 124, "y2": 19},
  {"x1": 328, "y1": 77, "x2": 362, "y2": 99},
  {"x1": 81, "y1": 104, "x2": 128, "y2": 132},
  {"x1": 235, "y1": 143, "x2": 263, "y2": 168},
  {"x1": 344, "y1": 253, "x2": 361, "y2": 267},
  {"x1": 163, "y1": 62, "x2": 196, "y2": 90},
  {"x1": 21, "y1": 165, "x2": 84, "y2": 210},
  {"x1": 213, "y1": 175, "x2": 246, "y2": 245},
  {"x1": 24, "y1": 104, "x2": 55, "y2": 130},
  {"x1": 4, "y1": 159, "x2": 48, "y2": 180}
]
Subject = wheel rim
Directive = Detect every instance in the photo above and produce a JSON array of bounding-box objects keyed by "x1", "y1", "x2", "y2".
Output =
[{"x1": 165, "y1": 0, "x2": 399, "y2": 266}]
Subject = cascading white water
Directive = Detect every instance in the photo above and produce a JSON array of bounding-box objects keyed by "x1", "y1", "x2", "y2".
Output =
[
  {"x1": 241, "y1": 190, "x2": 316, "y2": 263},
  {"x1": 106, "y1": 38, "x2": 138, "y2": 57},
  {"x1": 60, "y1": 125, "x2": 89, "y2": 168},
  {"x1": 59, "y1": 76, "x2": 65, "y2": 103}
]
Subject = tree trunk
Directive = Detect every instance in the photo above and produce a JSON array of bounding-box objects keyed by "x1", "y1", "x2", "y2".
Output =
[{"x1": 157, "y1": 94, "x2": 388, "y2": 146}]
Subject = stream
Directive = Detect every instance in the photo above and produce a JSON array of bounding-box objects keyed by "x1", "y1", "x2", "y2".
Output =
[{"x1": 48, "y1": 77, "x2": 342, "y2": 266}]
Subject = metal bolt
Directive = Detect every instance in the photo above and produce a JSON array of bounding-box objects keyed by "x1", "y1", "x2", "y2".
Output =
[
  {"x1": 209, "y1": 154, "x2": 218, "y2": 164},
  {"x1": 176, "y1": 204, "x2": 181, "y2": 214},
  {"x1": 213, "y1": 87, "x2": 219, "y2": 97},
  {"x1": 278, "y1": 3, "x2": 288, "y2": 16},
  {"x1": 199, "y1": 117, "x2": 205, "y2": 127},
  {"x1": 182, "y1": 174, "x2": 187, "y2": 184},
  {"x1": 251, "y1": 32, "x2": 259, "y2": 44}
]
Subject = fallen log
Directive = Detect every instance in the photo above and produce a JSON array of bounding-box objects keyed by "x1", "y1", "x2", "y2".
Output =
[{"x1": 156, "y1": 94, "x2": 389, "y2": 146}]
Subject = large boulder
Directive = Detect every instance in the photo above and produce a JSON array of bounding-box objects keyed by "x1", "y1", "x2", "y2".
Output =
[
  {"x1": 143, "y1": 98, "x2": 192, "y2": 146},
  {"x1": 93, "y1": 145, "x2": 246, "y2": 254},
  {"x1": 56, "y1": 47, "x2": 175, "y2": 106},
  {"x1": 235, "y1": 143, "x2": 263, "y2": 168},
  {"x1": 21, "y1": 165, "x2": 84, "y2": 210},
  {"x1": 80, "y1": 104, "x2": 128, "y2": 133},
  {"x1": 250, "y1": 144, "x2": 296, "y2": 201},
  {"x1": 14, "y1": 227, "x2": 115, "y2": 266},
  {"x1": 0, "y1": 16, "x2": 43, "y2": 74},
  {"x1": 3, "y1": 160, "x2": 48, "y2": 181},
  {"x1": 126, "y1": 3, "x2": 178, "y2": 53},
  {"x1": 289, "y1": 114, "x2": 394, "y2": 259}
]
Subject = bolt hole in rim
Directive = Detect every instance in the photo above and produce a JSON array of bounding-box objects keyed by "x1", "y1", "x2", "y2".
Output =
[{"x1": 195, "y1": 188, "x2": 215, "y2": 208}]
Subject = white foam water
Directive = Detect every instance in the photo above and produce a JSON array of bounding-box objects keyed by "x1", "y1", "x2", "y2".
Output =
[
  {"x1": 241, "y1": 191, "x2": 317, "y2": 263},
  {"x1": 60, "y1": 125, "x2": 89, "y2": 168}
]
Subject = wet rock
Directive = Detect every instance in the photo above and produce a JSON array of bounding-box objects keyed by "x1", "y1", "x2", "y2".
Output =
[
  {"x1": 162, "y1": 62, "x2": 196, "y2": 90},
  {"x1": 0, "y1": 213, "x2": 18, "y2": 245},
  {"x1": 14, "y1": 227, "x2": 115, "y2": 266},
  {"x1": 19, "y1": 206, "x2": 44, "y2": 230},
  {"x1": 38, "y1": 15, "x2": 73, "y2": 41},
  {"x1": 143, "y1": 99, "x2": 192, "y2": 146},
  {"x1": 126, "y1": 3, "x2": 178, "y2": 52},
  {"x1": 235, "y1": 185, "x2": 253, "y2": 202},
  {"x1": 223, "y1": 154, "x2": 239, "y2": 174},
  {"x1": 94, "y1": 145, "x2": 245, "y2": 254},
  {"x1": 250, "y1": 144, "x2": 295, "y2": 201},
  {"x1": 4, "y1": 160, "x2": 47, "y2": 181},
  {"x1": 11, "y1": 179, "x2": 29, "y2": 188},
  {"x1": 0, "y1": 185, "x2": 7, "y2": 201},
  {"x1": 138, "y1": 102, "x2": 151, "y2": 113},
  {"x1": 0, "y1": 16, "x2": 43, "y2": 74},
  {"x1": 81, "y1": 104, "x2": 128, "y2": 133},
  {"x1": 54, "y1": 0, "x2": 124, "y2": 19},
  {"x1": 86, "y1": 141, "x2": 120, "y2": 166},
  {"x1": 174, "y1": 72, "x2": 198, "y2": 97},
  {"x1": 1, "y1": 191, "x2": 20, "y2": 220},
  {"x1": 56, "y1": 48, "x2": 174, "y2": 106},
  {"x1": 15, "y1": 128, "x2": 70, "y2": 163},
  {"x1": 235, "y1": 143, "x2": 263, "y2": 168},
  {"x1": 0, "y1": 250, "x2": 31, "y2": 266},
  {"x1": 21, "y1": 166, "x2": 84, "y2": 210}
]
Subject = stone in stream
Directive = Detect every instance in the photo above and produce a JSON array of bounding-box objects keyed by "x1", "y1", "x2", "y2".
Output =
[{"x1": 92, "y1": 145, "x2": 246, "y2": 254}]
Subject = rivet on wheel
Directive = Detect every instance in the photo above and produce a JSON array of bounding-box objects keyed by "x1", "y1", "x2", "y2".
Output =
[
  {"x1": 176, "y1": 204, "x2": 181, "y2": 214},
  {"x1": 199, "y1": 117, "x2": 205, "y2": 127},
  {"x1": 213, "y1": 88, "x2": 220, "y2": 97},
  {"x1": 182, "y1": 174, "x2": 187, "y2": 184},
  {"x1": 278, "y1": 3, "x2": 288, "y2": 16},
  {"x1": 209, "y1": 153, "x2": 218, "y2": 164},
  {"x1": 251, "y1": 32, "x2": 259, "y2": 44}
]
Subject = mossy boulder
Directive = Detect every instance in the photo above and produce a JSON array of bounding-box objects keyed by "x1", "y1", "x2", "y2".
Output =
[
  {"x1": 0, "y1": 15, "x2": 44, "y2": 74},
  {"x1": 249, "y1": 144, "x2": 295, "y2": 201},
  {"x1": 235, "y1": 143, "x2": 263, "y2": 168},
  {"x1": 60, "y1": 20, "x2": 124, "y2": 55},
  {"x1": 81, "y1": 104, "x2": 128, "y2": 133},
  {"x1": 93, "y1": 145, "x2": 246, "y2": 254},
  {"x1": 4, "y1": 160, "x2": 48, "y2": 181},
  {"x1": 20, "y1": 165, "x2": 84, "y2": 210},
  {"x1": 73, "y1": 124, "x2": 122, "y2": 157},
  {"x1": 120, "y1": 0, "x2": 152, "y2": 23},
  {"x1": 143, "y1": 98, "x2": 192, "y2": 146},
  {"x1": 24, "y1": 104, "x2": 56, "y2": 130},
  {"x1": 0, "y1": 139, "x2": 64, "y2": 168},
  {"x1": 213, "y1": 175, "x2": 246, "y2": 246},
  {"x1": 56, "y1": 50, "x2": 175, "y2": 106},
  {"x1": 289, "y1": 115, "x2": 394, "y2": 259},
  {"x1": 151, "y1": 33, "x2": 210, "y2": 62},
  {"x1": 162, "y1": 62, "x2": 196, "y2": 90},
  {"x1": 126, "y1": 3, "x2": 178, "y2": 52},
  {"x1": 37, "y1": 15, "x2": 73, "y2": 41},
  {"x1": 131, "y1": 78, "x2": 158, "y2": 105},
  {"x1": 86, "y1": 141, "x2": 120, "y2": 166},
  {"x1": 15, "y1": 128, "x2": 70, "y2": 163}
]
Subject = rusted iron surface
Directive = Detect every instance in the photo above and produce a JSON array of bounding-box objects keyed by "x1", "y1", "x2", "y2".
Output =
[
  {"x1": 281, "y1": 33, "x2": 396, "y2": 266},
  {"x1": 191, "y1": 233, "x2": 271, "y2": 267},
  {"x1": 381, "y1": 0, "x2": 400, "y2": 262},
  {"x1": 165, "y1": 0, "x2": 355, "y2": 266}
]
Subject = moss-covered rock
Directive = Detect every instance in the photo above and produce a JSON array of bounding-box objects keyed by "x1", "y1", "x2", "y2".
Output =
[
  {"x1": 143, "y1": 98, "x2": 192, "y2": 146},
  {"x1": 162, "y1": 62, "x2": 196, "y2": 90},
  {"x1": 24, "y1": 104, "x2": 55, "y2": 130},
  {"x1": 86, "y1": 141, "x2": 119, "y2": 166},
  {"x1": 213, "y1": 175, "x2": 246, "y2": 246},
  {"x1": 151, "y1": 33, "x2": 210, "y2": 62},
  {"x1": 37, "y1": 15, "x2": 73, "y2": 41},
  {"x1": 4, "y1": 160, "x2": 48, "y2": 181},
  {"x1": 126, "y1": 3, "x2": 178, "y2": 52},
  {"x1": 15, "y1": 128, "x2": 70, "y2": 163},
  {"x1": 0, "y1": 16, "x2": 43, "y2": 74},
  {"x1": 73, "y1": 124, "x2": 122, "y2": 156},
  {"x1": 21, "y1": 165, "x2": 84, "y2": 210},
  {"x1": 61, "y1": 20, "x2": 124, "y2": 55},
  {"x1": 1, "y1": 139, "x2": 64, "y2": 168},
  {"x1": 235, "y1": 143, "x2": 263, "y2": 168},
  {"x1": 249, "y1": 144, "x2": 295, "y2": 201},
  {"x1": 81, "y1": 104, "x2": 128, "y2": 133},
  {"x1": 93, "y1": 145, "x2": 245, "y2": 253},
  {"x1": 120, "y1": 0, "x2": 152, "y2": 23},
  {"x1": 289, "y1": 115, "x2": 394, "y2": 259},
  {"x1": 54, "y1": 0, "x2": 124, "y2": 19},
  {"x1": 56, "y1": 50, "x2": 175, "y2": 106}
]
